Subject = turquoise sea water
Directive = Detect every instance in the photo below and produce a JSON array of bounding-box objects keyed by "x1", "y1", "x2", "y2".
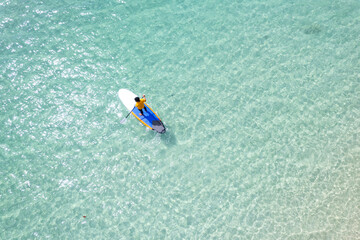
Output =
[{"x1": 1, "y1": 0, "x2": 359, "y2": 239}]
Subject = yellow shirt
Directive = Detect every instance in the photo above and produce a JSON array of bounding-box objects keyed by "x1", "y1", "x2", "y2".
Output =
[{"x1": 135, "y1": 98, "x2": 146, "y2": 109}]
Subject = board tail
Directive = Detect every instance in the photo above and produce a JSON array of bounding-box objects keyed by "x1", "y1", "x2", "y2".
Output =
[{"x1": 152, "y1": 120, "x2": 166, "y2": 134}]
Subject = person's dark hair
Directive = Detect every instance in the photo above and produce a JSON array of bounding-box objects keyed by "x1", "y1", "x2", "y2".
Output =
[{"x1": 135, "y1": 97, "x2": 140, "y2": 102}]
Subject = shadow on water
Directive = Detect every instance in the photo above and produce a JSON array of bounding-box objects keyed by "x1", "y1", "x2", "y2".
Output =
[
  {"x1": 160, "y1": 127, "x2": 177, "y2": 147},
  {"x1": 303, "y1": 23, "x2": 322, "y2": 35}
]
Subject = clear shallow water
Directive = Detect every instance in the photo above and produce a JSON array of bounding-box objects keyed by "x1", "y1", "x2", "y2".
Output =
[{"x1": 1, "y1": 0, "x2": 359, "y2": 238}]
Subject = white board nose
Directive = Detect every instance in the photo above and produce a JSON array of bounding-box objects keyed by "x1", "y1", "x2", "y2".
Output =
[{"x1": 118, "y1": 89, "x2": 138, "y2": 111}]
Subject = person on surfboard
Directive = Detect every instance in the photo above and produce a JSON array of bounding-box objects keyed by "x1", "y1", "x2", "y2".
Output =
[{"x1": 135, "y1": 94, "x2": 147, "y2": 116}]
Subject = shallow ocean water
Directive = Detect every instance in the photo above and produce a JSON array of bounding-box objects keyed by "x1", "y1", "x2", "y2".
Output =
[{"x1": 1, "y1": 0, "x2": 359, "y2": 239}]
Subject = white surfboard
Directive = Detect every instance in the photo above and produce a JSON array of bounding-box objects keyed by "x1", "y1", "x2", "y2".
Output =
[{"x1": 118, "y1": 89, "x2": 137, "y2": 112}]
